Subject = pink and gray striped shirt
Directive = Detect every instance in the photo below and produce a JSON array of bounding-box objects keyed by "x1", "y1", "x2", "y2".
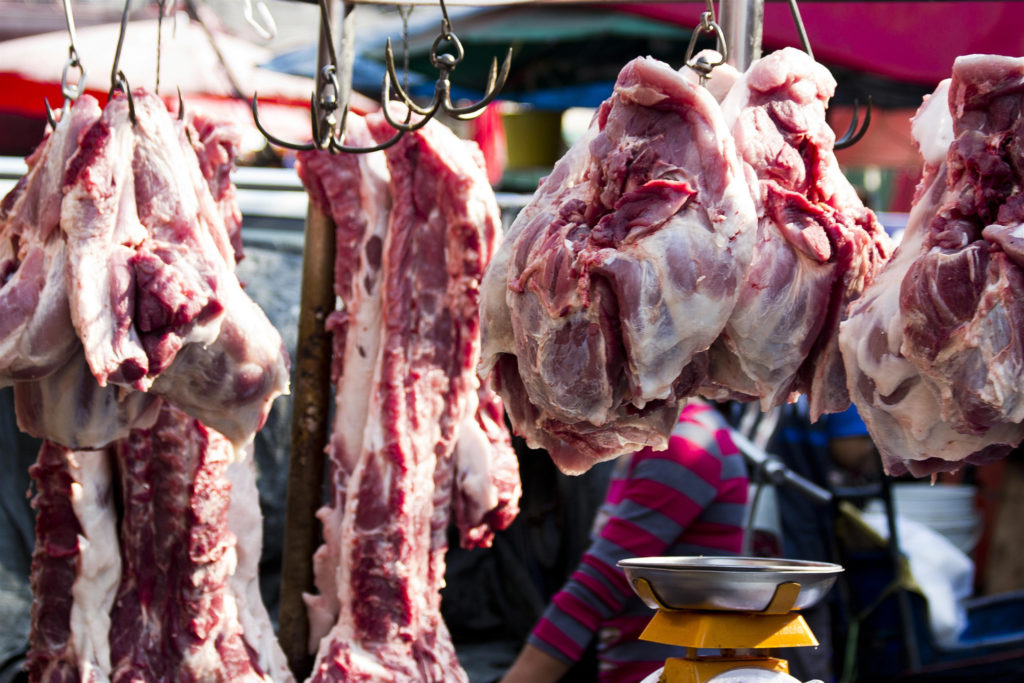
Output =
[{"x1": 527, "y1": 401, "x2": 748, "y2": 681}]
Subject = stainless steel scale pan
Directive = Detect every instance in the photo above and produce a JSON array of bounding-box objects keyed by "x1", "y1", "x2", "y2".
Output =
[{"x1": 618, "y1": 556, "x2": 843, "y2": 613}]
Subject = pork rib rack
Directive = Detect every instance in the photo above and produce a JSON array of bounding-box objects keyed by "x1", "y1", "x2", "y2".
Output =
[
  {"x1": 296, "y1": 111, "x2": 520, "y2": 682},
  {"x1": 29, "y1": 404, "x2": 292, "y2": 683}
]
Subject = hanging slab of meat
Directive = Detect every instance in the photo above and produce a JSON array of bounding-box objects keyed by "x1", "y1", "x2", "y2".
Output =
[
  {"x1": 296, "y1": 110, "x2": 518, "y2": 682},
  {"x1": 2, "y1": 91, "x2": 288, "y2": 450},
  {"x1": 27, "y1": 407, "x2": 294, "y2": 683},
  {"x1": 840, "y1": 55, "x2": 1024, "y2": 477},
  {"x1": 479, "y1": 56, "x2": 757, "y2": 473},
  {"x1": 13, "y1": 91, "x2": 292, "y2": 681},
  {"x1": 704, "y1": 47, "x2": 893, "y2": 418},
  {"x1": 0, "y1": 96, "x2": 100, "y2": 386},
  {"x1": 28, "y1": 441, "x2": 120, "y2": 683},
  {"x1": 109, "y1": 403, "x2": 291, "y2": 683}
]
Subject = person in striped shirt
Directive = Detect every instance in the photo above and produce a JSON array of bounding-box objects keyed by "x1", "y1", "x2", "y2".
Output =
[{"x1": 500, "y1": 398, "x2": 749, "y2": 683}]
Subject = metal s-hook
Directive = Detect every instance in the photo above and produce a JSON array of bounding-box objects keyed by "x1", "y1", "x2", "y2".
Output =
[
  {"x1": 243, "y1": 0, "x2": 277, "y2": 41},
  {"x1": 783, "y1": 0, "x2": 869, "y2": 150},
  {"x1": 47, "y1": 0, "x2": 87, "y2": 129},
  {"x1": 834, "y1": 97, "x2": 872, "y2": 150},
  {"x1": 786, "y1": 0, "x2": 813, "y2": 60}
]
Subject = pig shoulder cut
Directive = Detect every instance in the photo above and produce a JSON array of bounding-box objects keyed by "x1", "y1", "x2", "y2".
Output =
[
  {"x1": 480, "y1": 56, "x2": 757, "y2": 474},
  {"x1": 705, "y1": 47, "x2": 892, "y2": 419},
  {"x1": 840, "y1": 55, "x2": 1024, "y2": 476}
]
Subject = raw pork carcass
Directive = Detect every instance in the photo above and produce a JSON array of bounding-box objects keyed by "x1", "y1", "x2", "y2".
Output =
[
  {"x1": 6, "y1": 91, "x2": 293, "y2": 681},
  {"x1": 109, "y1": 403, "x2": 290, "y2": 683},
  {"x1": 704, "y1": 47, "x2": 892, "y2": 418},
  {"x1": 479, "y1": 56, "x2": 758, "y2": 473},
  {"x1": 28, "y1": 441, "x2": 119, "y2": 682},
  {"x1": 57, "y1": 91, "x2": 288, "y2": 444},
  {"x1": 296, "y1": 111, "x2": 519, "y2": 681},
  {"x1": 840, "y1": 55, "x2": 1024, "y2": 476}
]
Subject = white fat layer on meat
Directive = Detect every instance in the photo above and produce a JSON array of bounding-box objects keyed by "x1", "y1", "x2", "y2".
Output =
[
  {"x1": 314, "y1": 144, "x2": 391, "y2": 655},
  {"x1": 912, "y1": 79, "x2": 954, "y2": 167},
  {"x1": 331, "y1": 149, "x2": 390, "y2": 477},
  {"x1": 226, "y1": 451, "x2": 296, "y2": 683},
  {"x1": 67, "y1": 449, "x2": 119, "y2": 681},
  {"x1": 454, "y1": 387, "x2": 500, "y2": 520}
]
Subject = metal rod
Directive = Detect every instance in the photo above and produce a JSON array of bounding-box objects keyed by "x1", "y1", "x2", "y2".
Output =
[
  {"x1": 718, "y1": 0, "x2": 763, "y2": 71},
  {"x1": 786, "y1": 0, "x2": 814, "y2": 59},
  {"x1": 338, "y1": 2, "x2": 357, "y2": 129},
  {"x1": 276, "y1": 2, "x2": 339, "y2": 677}
]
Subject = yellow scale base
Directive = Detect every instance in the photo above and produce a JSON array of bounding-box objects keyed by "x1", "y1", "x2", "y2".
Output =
[
  {"x1": 635, "y1": 580, "x2": 819, "y2": 683},
  {"x1": 659, "y1": 655, "x2": 790, "y2": 683}
]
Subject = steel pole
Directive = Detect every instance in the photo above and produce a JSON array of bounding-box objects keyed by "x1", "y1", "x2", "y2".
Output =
[{"x1": 718, "y1": 0, "x2": 763, "y2": 72}]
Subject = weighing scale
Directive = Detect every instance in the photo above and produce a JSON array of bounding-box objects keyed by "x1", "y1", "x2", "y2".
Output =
[{"x1": 618, "y1": 557, "x2": 844, "y2": 683}]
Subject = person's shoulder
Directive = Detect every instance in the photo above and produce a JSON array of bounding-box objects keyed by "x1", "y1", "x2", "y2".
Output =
[
  {"x1": 675, "y1": 402, "x2": 733, "y2": 440},
  {"x1": 656, "y1": 402, "x2": 734, "y2": 462}
]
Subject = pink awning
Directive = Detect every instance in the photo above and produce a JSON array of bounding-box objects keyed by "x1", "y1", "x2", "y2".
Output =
[{"x1": 616, "y1": 2, "x2": 1024, "y2": 86}]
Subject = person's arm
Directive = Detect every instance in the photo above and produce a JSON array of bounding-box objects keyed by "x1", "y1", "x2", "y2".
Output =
[
  {"x1": 500, "y1": 643, "x2": 572, "y2": 683},
  {"x1": 508, "y1": 409, "x2": 741, "y2": 677}
]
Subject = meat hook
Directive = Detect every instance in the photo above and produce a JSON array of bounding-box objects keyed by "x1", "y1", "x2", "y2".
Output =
[
  {"x1": 786, "y1": 0, "x2": 814, "y2": 61},
  {"x1": 108, "y1": 0, "x2": 137, "y2": 125},
  {"x1": 684, "y1": 0, "x2": 728, "y2": 86},
  {"x1": 784, "y1": 0, "x2": 869, "y2": 150},
  {"x1": 46, "y1": 0, "x2": 88, "y2": 129},
  {"x1": 251, "y1": 0, "x2": 407, "y2": 154},
  {"x1": 834, "y1": 97, "x2": 872, "y2": 150}
]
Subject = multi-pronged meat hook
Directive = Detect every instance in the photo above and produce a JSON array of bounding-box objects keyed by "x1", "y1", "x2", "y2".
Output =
[
  {"x1": 379, "y1": 0, "x2": 512, "y2": 133},
  {"x1": 252, "y1": 0, "x2": 511, "y2": 154},
  {"x1": 786, "y1": 0, "x2": 871, "y2": 149},
  {"x1": 684, "y1": 0, "x2": 728, "y2": 87},
  {"x1": 251, "y1": 0, "x2": 408, "y2": 154},
  {"x1": 45, "y1": 0, "x2": 88, "y2": 128}
]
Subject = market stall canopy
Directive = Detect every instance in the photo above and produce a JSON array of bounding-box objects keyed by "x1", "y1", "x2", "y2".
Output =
[
  {"x1": 620, "y1": 1, "x2": 1024, "y2": 87},
  {"x1": 366, "y1": 1, "x2": 1022, "y2": 111},
  {"x1": 0, "y1": 12, "x2": 377, "y2": 156}
]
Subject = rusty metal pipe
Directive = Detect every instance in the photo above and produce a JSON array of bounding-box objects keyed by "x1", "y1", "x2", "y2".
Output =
[{"x1": 276, "y1": 2, "x2": 354, "y2": 678}]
